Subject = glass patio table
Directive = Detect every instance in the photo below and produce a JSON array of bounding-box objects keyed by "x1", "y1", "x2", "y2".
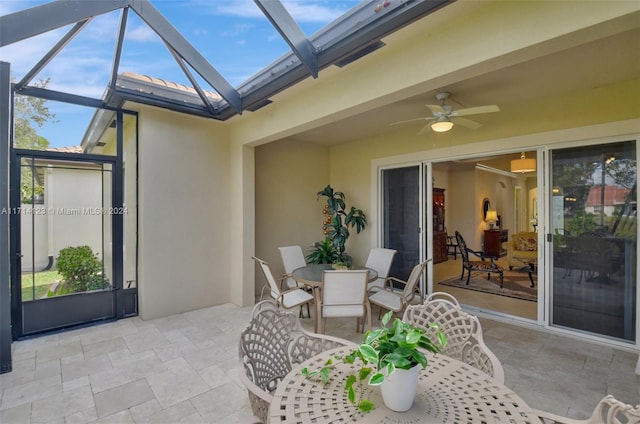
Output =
[
  {"x1": 268, "y1": 345, "x2": 541, "y2": 424},
  {"x1": 291, "y1": 264, "x2": 378, "y2": 333}
]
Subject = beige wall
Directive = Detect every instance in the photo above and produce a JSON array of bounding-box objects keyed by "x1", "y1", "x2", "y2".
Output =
[
  {"x1": 254, "y1": 139, "x2": 330, "y2": 297},
  {"x1": 137, "y1": 106, "x2": 231, "y2": 320}
]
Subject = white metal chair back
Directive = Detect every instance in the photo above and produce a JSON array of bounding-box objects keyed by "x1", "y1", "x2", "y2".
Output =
[
  {"x1": 401, "y1": 259, "x2": 428, "y2": 299},
  {"x1": 365, "y1": 248, "x2": 397, "y2": 292},
  {"x1": 278, "y1": 245, "x2": 307, "y2": 289},
  {"x1": 238, "y1": 300, "x2": 351, "y2": 423},
  {"x1": 368, "y1": 259, "x2": 429, "y2": 318},
  {"x1": 402, "y1": 292, "x2": 505, "y2": 383},
  {"x1": 252, "y1": 256, "x2": 313, "y2": 314},
  {"x1": 253, "y1": 256, "x2": 282, "y2": 300},
  {"x1": 321, "y1": 270, "x2": 371, "y2": 333}
]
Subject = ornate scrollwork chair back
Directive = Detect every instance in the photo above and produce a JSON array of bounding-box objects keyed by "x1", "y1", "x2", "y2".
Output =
[
  {"x1": 534, "y1": 394, "x2": 640, "y2": 423},
  {"x1": 402, "y1": 292, "x2": 505, "y2": 384},
  {"x1": 238, "y1": 300, "x2": 351, "y2": 423}
]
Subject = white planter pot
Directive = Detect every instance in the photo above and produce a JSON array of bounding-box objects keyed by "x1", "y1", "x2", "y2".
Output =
[{"x1": 380, "y1": 364, "x2": 420, "y2": 412}]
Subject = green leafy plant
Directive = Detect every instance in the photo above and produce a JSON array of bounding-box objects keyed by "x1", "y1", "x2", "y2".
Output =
[
  {"x1": 305, "y1": 236, "x2": 340, "y2": 264},
  {"x1": 309, "y1": 185, "x2": 367, "y2": 264},
  {"x1": 53, "y1": 245, "x2": 109, "y2": 295},
  {"x1": 302, "y1": 311, "x2": 446, "y2": 412}
]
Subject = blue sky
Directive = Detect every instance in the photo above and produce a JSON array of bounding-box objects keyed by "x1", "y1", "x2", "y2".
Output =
[{"x1": 0, "y1": 0, "x2": 359, "y2": 147}]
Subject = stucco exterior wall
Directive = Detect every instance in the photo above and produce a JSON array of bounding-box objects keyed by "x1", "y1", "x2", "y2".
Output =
[
  {"x1": 137, "y1": 106, "x2": 231, "y2": 320},
  {"x1": 254, "y1": 138, "x2": 330, "y2": 298}
]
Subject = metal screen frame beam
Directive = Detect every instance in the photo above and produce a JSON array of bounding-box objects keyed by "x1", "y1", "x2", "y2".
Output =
[
  {"x1": 254, "y1": 0, "x2": 318, "y2": 78},
  {"x1": 0, "y1": 0, "x2": 131, "y2": 46},
  {"x1": 0, "y1": 61, "x2": 12, "y2": 374},
  {"x1": 129, "y1": 1, "x2": 242, "y2": 113}
]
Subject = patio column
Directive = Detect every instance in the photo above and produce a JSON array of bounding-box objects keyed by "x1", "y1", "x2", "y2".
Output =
[
  {"x1": 229, "y1": 142, "x2": 255, "y2": 307},
  {"x1": 0, "y1": 61, "x2": 12, "y2": 373}
]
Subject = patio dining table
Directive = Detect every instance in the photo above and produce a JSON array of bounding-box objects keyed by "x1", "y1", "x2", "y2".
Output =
[
  {"x1": 268, "y1": 345, "x2": 541, "y2": 424},
  {"x1": 291, "y1": 264, "x2": 378, "y2": 332}
]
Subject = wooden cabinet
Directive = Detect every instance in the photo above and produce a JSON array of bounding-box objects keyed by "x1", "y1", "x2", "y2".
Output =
[
  {"x1": 433, "y1": 188, "x2": 447, "y2": 263},
  {"x1": 484, "y1": 230, "x2": 508, "y2": 257},
  {"x1": 433, "y1": 231, "x2": 448, "y2": 264}
]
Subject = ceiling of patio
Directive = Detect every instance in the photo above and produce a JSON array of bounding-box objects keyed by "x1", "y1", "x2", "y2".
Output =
[{"x1": 285, "y1": 27, "x2": 639, "y2": 145}]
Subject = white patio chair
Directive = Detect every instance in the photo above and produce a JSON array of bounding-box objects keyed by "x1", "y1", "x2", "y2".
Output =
[
  {"x1": 278, "y1": 245, "x2": 306, "y2": 289},
  {"x1": 402, "y1": 292, "x2": 505, "y2": 384},
  {"x1": 365, "y1": 247, "x2": 397, "y2": 293},
  {"x1": 368, "y1": 259, "x2": 430, "y2": 318},
  {"x1": 252, "y1": 256, "x2": 313, "y2": 317},
  {"x1": 534, "y1": 395, "x2": 640, "y2": 423},
  {"x1": 238, "y1": 300, "x2": 351, "y2": 423},
  {"x1": 321, "y1": 269, "x2": 371, "y2": 334}
]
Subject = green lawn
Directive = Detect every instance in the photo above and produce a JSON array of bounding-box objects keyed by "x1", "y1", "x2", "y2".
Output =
[{"x1": 21, "y1": 270, "x2": 61, "y2": 301}]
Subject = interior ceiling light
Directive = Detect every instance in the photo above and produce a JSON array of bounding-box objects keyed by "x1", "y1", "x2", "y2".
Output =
[
  {"x1": 510, "y1": 152, "x2": 536, "y2": 173},
  {"x1": 431, "y1": 117, "x2": 454, "y2": 132}
]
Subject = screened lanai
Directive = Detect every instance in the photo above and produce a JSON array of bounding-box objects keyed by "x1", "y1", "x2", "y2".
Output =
[{"x1": 1, "y1": 0, "x2": 639, "y2": 382}]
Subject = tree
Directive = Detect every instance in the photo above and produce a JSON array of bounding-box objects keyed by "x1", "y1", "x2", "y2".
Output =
[{"x1": 13, "y1": 78, "x2": 57, "y2": 202}]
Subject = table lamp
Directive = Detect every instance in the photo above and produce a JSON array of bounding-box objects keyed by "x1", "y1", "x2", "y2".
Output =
[{"x1": 485, "y1": 210, "x2": 498, "y2": 229}]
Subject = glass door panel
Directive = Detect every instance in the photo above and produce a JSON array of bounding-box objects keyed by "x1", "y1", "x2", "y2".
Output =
[
  {"x1": 550, "y1": 141, "x2": 636, "y2": 342},
  {"x1": 381, "y1": 166, "x2": 420, "y2": 282}
]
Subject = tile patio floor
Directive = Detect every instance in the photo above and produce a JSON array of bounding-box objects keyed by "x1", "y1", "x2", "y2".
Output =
[{"x1": 1, "y1": 302, "x2": 638, "y2": 423}]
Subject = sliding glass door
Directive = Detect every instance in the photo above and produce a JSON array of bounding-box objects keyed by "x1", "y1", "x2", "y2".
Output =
[
  {"x1": 550, "y1": 141, "x2": 636, "y2": 342},
  {"x1": 381, "y1": 166, "x2": 421, "y2": 282}
]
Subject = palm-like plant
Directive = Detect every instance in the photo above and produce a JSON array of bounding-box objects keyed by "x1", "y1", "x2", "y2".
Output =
[{"x1": 314, "y1": 185, "x2": 367, "y2": 264}]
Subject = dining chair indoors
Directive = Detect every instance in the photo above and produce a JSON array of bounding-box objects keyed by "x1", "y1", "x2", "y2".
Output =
[
  {"x1": 238, "y1": 300, "x2": 351, "y2": 423},
  {"x1": 455, "y1": 230, "x2": 504, "y2": 287},
  {"x1": 321, "y1": 269, "x2": 372, "y2": 334},
  {"x1": 278, "y1": 245, "x2": 306, "y2": 289},
  {"x1": 533, "y1": 394, "x2": 640, "y2": 424},
  {"x1": 364, "y1": 247, "x2": 397, "y2": 293},
  {"x1": 402, "y1": 292, "x2": 505, "y2": 384},
  {"x1": 368, "y1": 259, "x2": 430, "y2": 318},
  {"x1": 252, "y1": 256, "x2": 313, "y2": 317}
]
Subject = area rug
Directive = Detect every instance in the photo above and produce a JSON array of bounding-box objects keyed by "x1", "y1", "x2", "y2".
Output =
[{"x1": 438, "y1": 269, "x2": 537, "y2": 302}]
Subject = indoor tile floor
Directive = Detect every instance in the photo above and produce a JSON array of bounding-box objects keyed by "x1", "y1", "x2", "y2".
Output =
[{"x1": 1, "y1": 301, "x2": 638, "y2": 423}]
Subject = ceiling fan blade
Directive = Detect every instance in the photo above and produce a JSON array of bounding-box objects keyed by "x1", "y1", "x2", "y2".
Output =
[
  {"x1": 453, "y1": 105, "x2": 500, "y2": 117},
  {"x1": 452, "y1": 116, "x2": 483, "y2": 129},
  {"x1": 426, "y1": 104, "x2": 446, "y2": 114},
  {"x1": 390, "y1": 116, "x2": 435, "y2": 126},
  {"x1": 417, "y1": 123, "x2": 433, "y2": 135}
]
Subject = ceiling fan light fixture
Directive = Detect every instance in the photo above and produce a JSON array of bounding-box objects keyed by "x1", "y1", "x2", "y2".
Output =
[
  {"x1": 510, "y1": 152, "x2": 536, "y2": 173},
  {"x1": 431, "y1": 118, "x2": 454, "y2": 132}
]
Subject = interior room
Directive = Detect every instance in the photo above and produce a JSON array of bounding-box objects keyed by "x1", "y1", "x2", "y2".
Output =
[{"x1": 430, "y1": 151, "x2": 538, "y2": 321}]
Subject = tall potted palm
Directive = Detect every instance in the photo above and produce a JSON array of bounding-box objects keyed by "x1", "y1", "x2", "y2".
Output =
[{"x1": 307, "y1": 185, "x2": 367, "y2": 265}]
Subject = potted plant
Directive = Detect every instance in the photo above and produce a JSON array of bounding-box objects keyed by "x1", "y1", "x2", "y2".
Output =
[
  {"x1": 302, "y1": 311, "x2": 447, "y2": 412},
  {"x1": 307, "y1": 185, "x2": 367, "y2": 265}
]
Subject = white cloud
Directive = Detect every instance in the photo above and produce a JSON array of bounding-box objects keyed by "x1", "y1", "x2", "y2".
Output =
[
  {"x1": 195, "y1": 0, "x2": 351, "y2": 23},
  {"x1": 126, "y1": 25, "x2": 158, "y2": 42}
]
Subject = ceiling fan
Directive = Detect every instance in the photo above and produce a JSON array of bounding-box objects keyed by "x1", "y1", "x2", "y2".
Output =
[{"x1": 391, "y1": 92, "x2": 500, "y2": 134}]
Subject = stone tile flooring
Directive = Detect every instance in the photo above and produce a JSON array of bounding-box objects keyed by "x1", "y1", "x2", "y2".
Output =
[{"x1": 1, "y1": 302, "x2": 638, "y2": 423}]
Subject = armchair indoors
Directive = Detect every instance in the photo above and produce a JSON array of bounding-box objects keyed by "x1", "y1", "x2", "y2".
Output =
[
  {"x1": 505, "y1": 231, "x2": 538, "y2": 270},
  {"x1": 455, "y1": 231, "x2": 504, "y2": 288}
]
